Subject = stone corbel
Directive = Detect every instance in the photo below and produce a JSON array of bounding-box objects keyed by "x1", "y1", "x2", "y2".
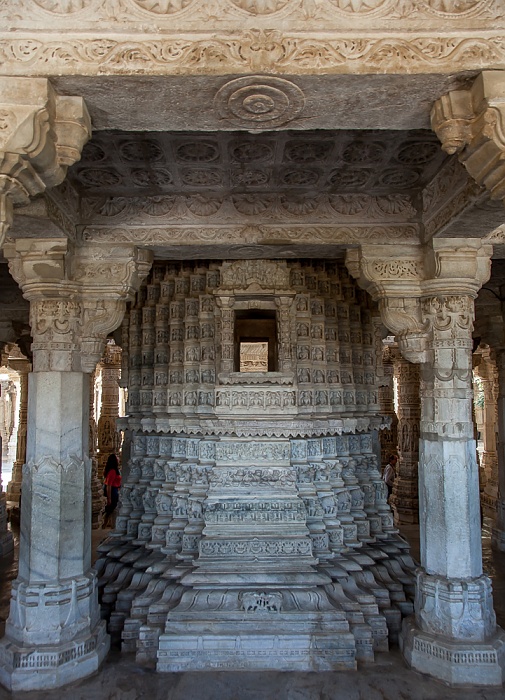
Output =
[
  {"x1": 346, "y1": 245, "x2": 428, "y2": 364},
  {"x1": 0, "y1": 77, "x2": 91, "y2": 246},
  {"x1": 4, "y1": 239, "x2": 153, "y2": 372},
  {"x1": 431, "y1": 71, "x2": 505, "y2": 202}
]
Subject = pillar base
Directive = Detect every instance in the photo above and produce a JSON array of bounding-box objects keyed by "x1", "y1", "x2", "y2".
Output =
[
  {"x1": 0, "y1": 620, "x2": 109, "y2": 692},
  {"x1": 400, "y1": 617, "x2": 505, "y2": 686}
]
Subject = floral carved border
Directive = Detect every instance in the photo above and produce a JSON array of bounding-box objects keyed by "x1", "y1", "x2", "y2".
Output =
[{"x1": 0, "y1": 34, "x2": 504, "y2": 76}]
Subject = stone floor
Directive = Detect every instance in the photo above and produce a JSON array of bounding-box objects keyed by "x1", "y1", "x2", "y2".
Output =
[{"x1": 0, "y1": 517, "x2": 504, "y2": 700}]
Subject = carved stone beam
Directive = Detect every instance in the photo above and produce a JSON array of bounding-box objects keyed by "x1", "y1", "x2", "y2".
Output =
[
  {"x1": 431, "y1": 71, "x2": 505, "y2": 204},
  {"x1": 0, "y1": 77, "x2": 90, "y2": 246},
  {"x1": 4, "y1": 239, "x2": 153, "y2": 372}
]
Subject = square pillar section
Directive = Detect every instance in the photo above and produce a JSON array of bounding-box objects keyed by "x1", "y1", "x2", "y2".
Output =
[
  {"x1": 400, "y1": 267, "x2": 505, "y2": 685},
  {"x1": 0, "y1": 354, "x2": 109, "y2": 689}
]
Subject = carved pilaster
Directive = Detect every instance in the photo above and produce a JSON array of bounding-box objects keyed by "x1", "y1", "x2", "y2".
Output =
[
  {"x1": 0, "y1": 77, "x2": 90, "y2": 246},
  {"x1": 5, "y1": 357, "x2": 30, "y2": 505}
]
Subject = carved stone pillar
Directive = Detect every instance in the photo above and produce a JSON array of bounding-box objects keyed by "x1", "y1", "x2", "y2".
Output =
[
  {"x1": 0, "y1": 381, "x2": 14, "y2": 557},
  {"x1": 89, "y1": 367, "x2": 103, "y2": 530},
  {"x1": 0, "y1": 239, "x2": 152, "y2": 691},
  {"x1": 474, "y1": 347, "x2": 499, "y2": 516},
  {"x1": 97, "y1": 340, "x2": 122, "y2": 477},
  {"x1": 492, "y1": 350, "x2": 505, "y2": 551},
  {"x1": 5, "y1": 357, "x2": 30, "y2": 505},
  {"x1": 347, "y1": 239, "x2": 505, "y2": 686},
  {"x1": 390, "y1": 348, "x2": 420, "y2": 525},
  {"x1": 378, "y1": 342, "x2": 398, "y2": 468}
]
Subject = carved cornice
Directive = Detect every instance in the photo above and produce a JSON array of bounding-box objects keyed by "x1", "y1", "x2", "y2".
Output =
[
  {"x1": 0, "y1": 77, "x2": 90, "y2": 246},
  {"x1": 81, "y1": 223, "x2": 420, "y2": 248},
  {"x1": 431, "y1": 71, "x2": 505, "y2": 206},
  {"x1": 4, "y1": 238, "x2": 153, "y2": 371},
  {"x1": 0, "y1": 33, "x2": 504, "y2": 77},
  {"x1": 80, "y1": 193, "x2": 419, "y2": 226}
]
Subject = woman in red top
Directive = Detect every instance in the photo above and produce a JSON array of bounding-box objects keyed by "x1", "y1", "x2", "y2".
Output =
[{"x1": 103, "y1": 453, "x2": 121, "y2": 528}]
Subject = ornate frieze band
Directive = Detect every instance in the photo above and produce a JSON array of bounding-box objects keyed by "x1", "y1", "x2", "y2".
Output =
[
  {"x1": 81, "y1": 224, "x2": 420, "y2": 248},
  {"x1": 0, "y1": 34, "x2": 504, "y2": 77}
]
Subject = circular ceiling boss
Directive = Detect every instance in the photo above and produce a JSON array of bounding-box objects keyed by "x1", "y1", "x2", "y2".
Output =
[{"x1": 214, "y1": 77, "x2": 305, "y2": 129}]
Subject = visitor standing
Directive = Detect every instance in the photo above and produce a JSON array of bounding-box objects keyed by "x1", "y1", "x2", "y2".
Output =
[{"x1": 103, "y1": 453, "x2": 121, "y2": 528}]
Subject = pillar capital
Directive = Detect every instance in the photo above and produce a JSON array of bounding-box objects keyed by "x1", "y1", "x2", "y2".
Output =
[
  {"x1": 346, "y1": 239, "x2": 492, "y2": 364},
  {"x1": 4, "y1": 239, "x2": 153, "y2": 372},
  {"x1": 0, "y1": 77, "x2": 91, "y2": 246},
  {"x1": 431, "y1": 71, "x2": 505, "y2": 202}
]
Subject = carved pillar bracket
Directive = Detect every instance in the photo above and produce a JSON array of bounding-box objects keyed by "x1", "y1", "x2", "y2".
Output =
[
  {"x1": 4, "y1": 240, "x2": 153, "y2": 373},
  {"x1": 0, "y1": 77, "x2": 91, "y2": 247},
  {"x1": 431, "y1": 71, "x2": 505, "y2": 203},
  {"x1": 347, "y1": 240, "x2": 505, "y2": 686}
]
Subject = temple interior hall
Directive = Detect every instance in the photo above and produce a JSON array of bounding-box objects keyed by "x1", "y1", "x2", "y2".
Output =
[{"x1": 2, "y1": 0, "x2": 505, "y2": 694}]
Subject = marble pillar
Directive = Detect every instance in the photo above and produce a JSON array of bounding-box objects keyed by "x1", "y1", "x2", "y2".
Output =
[
  {"x1": 492, "y1": 350, "x2": 505, "y2": 551},
  {"x1": 347, "y1": 239, "x2": 505, "y2": 686},
  {"x1": 6, "y1": 358, "x2": 30, "y2": 506},
  {"x1": 0, "y1": 238, "x2": 151, "y2": 691},
  {"x1": 474, "y1": 347, "x2": 499, "y2": 517},
  {"x1": 391, "y1": 349, "x2": 420, "y2": 525},
  {"x1": 0, "y1": 381, "x2": 14, "y2": 557},
  {"x1": 401, "y1": 289, "x2": 505, "y2": 685},
  {"x1": 89, "y1": 367, "x2": 103, "y2": 530},
  {"x1": 97, "y1": 340, "x2": 122, "y2": 476},
  {"x1": 378, "y1": 342, "x2": 398, "y2": 469}
]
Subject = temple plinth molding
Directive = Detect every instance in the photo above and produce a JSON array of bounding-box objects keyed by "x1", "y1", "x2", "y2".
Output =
[
  {"x1": 347, "y1": 238, "x2": 505, "y2": 685},
  {"x1": 431, "y1": 71, "x2": 505, "y2": 205},
  {"x1": 0, "y1": 77, "x2": 90, "y2": 246},
  {"x1": 0, "y1": 238, "x2": 152, "y2": 691}
]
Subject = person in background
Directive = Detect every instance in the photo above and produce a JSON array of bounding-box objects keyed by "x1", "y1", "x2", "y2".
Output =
[
  {"x1": 103, "y1": 453, "x2": 121, "y2": 529},
  {"x1": 383, "y1": 454, "x2": 397, "y2": 501}
]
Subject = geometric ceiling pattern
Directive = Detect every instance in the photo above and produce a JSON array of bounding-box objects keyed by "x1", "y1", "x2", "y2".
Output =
[{"x1": 69, "y1": 128, "x2": 447, "y2": 198}]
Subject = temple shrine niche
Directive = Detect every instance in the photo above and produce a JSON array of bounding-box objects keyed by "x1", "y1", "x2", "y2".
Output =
[{"x1": 97, "y1": 258, "x2": 415, "y2": 672}]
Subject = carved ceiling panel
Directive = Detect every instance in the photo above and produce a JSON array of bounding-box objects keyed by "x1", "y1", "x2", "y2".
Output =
[{"x1": 69, "y1": 128, "x2": 447, "y2": 198}]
